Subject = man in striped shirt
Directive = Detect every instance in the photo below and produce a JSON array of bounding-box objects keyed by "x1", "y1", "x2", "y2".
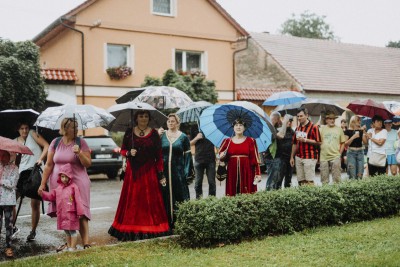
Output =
[{"x1": 290, "y1": 108, "x2": 321, "y2": 186}]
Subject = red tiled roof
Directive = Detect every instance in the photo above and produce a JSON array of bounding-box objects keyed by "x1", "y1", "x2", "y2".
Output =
[
  {"x1": 236, "y1": 88, "x2": 299, "y2": 101},
  {"x1": 41, "y1": 69, "x2": 78, "y2": 81}
]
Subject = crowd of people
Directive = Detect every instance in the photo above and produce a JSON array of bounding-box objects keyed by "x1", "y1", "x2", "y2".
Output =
[{"x1": 1, "y1": 106, "x2": 400, "y2": 258}]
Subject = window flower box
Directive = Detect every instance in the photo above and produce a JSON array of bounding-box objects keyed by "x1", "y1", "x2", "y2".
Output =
[{"x1": 106, "y1": 66, "x2": 132, "y2": 80}]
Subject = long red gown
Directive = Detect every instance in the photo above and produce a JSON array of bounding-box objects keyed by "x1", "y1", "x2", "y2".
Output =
[
  {"x1": 220, "y1": 137, "x2": 261, "y2": 196},
  {"x1": 108, "y1": 129, "x2": 170, "y2": 241}
]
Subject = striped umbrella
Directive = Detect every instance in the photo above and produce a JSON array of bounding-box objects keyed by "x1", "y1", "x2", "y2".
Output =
[{"x1": 176, "y1": 101, "x2": 213, "y2": 123}]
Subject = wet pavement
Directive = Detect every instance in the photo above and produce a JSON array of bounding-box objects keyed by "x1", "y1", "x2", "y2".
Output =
[{"x1": 0, "y1": 171, "x2": 347, "y2": 261}]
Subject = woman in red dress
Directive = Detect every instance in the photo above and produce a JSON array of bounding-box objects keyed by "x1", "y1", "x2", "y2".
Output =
[
  {"x1": 108, "y1": 110, "x2": 170, "y2": 241},
  {"x1": 219, "y1": 119, "x2": 262, "y2": 196}
]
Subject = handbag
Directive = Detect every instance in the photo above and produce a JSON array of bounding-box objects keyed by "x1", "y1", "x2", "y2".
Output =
[
  {"x1": 216, "y1": 161, "x2": 227, "y2": 182},
  {"x1": 369, "y1": 151, "x2": 386, "y2": 167},
  {"x1": 216, "y1": 138, "x2": 232, "y2": 182},
  {"x1": 17, "y1": 164, "x2": 46, "y2": 200}
]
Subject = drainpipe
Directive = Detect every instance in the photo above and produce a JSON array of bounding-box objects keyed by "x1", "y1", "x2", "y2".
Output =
[
  {"x1": 232, "y1": 36, "x2": 249, "y2": 101},
  {"x1": 60, "y1": 17, "x2": 85, "y2": 105}
]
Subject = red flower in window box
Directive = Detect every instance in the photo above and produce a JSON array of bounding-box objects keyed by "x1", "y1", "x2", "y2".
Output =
[{"x1": 106, "y1": 66, "x2": 132, "y2": 80}]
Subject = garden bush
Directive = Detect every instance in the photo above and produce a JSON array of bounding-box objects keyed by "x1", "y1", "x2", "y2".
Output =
[{"x1": 175, "y1": 175, "x2": 400, "y2": 247}]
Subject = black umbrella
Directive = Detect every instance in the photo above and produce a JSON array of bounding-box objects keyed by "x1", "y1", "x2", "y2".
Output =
[
  {"x1": 115, "y1": 88, "x2": 145, "y2": 104},
  {"x1": 0, "y1": 109, "x2": 40, "y2": 139}
]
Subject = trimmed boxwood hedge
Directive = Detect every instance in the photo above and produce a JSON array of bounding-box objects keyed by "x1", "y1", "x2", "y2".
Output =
[{"x1": 175, "y1": 175, "x2": 400, "y2": 247}]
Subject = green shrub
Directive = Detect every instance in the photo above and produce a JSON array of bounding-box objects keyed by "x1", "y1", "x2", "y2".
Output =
[{"x1": 175, "y1": 175, "x2": 400, "y2": 247}]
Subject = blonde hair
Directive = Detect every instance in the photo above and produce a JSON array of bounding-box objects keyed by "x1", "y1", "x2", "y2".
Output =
[
  {"x1": 348, "y1": 115, "x2": 360, "y2": 130},
  {"x1": 59, "y1": 118, "x2": 78, "y2": 135},
  {"x1": 167, "y1": 113, "x2": 180, "y2": 129}
]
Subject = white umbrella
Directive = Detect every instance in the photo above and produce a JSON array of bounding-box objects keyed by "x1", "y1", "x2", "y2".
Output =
[
  {"x1": 34, "y1": 104, "x2": 115, "y2": 130},
  {"x1": 131, "y1": 86, "x2": 193, "y2": 109},
  {"x1": 105, "y1": 102, "x2": 168, "y2": 132}
]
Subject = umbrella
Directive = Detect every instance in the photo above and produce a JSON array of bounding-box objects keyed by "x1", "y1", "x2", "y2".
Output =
[
  {"x1": 115, "y1": 88, "x2": 146, "y2": 104},
  {"x1": 199, "y1": 104, "x2": 273, "y2": 152},
  {"x1": 273, "y1": 101, "x2": 303, "y2": 116},
  {"x1": 302, "y1": 99, "x2": 345, "y2": 116},
  {"x1": 105, "y1": 102, "x2": 168, "y2": 132},
  {"x1": 347, "y1": 99, "x2": 394, "y2": 120},
  {"x1": 274, "y1": 98, "x2": 345, "y2": 116},
  {"x1": 34, "y1": 104, "x2": 115, "y2": 130},
  {"x1": 176, "y1": 101, "x2": 212, "y2": 123},
  {"x1": 262, "y1": 91, "x2": 306, "y2": 106},
  {"x1": 0, "y1": 109, "x2": 40, "y2": 139},
  {"x1": 0, "y1": 136, "x2": 33, "y2": 155},
  {"x1": 227, "y1": 101, "x2": 276, "y2": 135},
  {"x1": 131, "y1": 86, "x2": 193, "y2": 109},
  {"x1": 382, "y1": 101, "x2": 400, "y2": 113}
]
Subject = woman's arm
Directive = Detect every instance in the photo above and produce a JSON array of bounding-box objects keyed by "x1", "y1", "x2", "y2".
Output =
[
  {"x1": 74, "y1": 139, "x2": 91, "y2": 168},
  {"x1": 38, "y1": 150, "x2": 55, "y2": 193},
  {"x1": 30, "y1": 131, "x2": 50, "y2": 163}
]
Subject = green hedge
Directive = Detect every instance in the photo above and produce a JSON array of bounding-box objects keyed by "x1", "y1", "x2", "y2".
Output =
[{"x1": 175, "y1": 175, "x2": 400, "y2": 247}]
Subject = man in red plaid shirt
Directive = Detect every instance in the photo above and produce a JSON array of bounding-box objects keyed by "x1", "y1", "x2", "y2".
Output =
[{"x1": 290, "y1": 108, "x2": 321, "y2": 186}]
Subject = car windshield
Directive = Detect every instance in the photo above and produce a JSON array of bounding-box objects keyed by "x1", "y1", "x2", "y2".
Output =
[{"x1": 85, "y1": 138, "x2": 116, "y2": 146}]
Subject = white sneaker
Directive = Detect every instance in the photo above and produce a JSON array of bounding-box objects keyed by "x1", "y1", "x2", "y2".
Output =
[
  {"x1": 10, "y1": 227, "x2": 20, "y2": 240},
  {"x1": 68, "y1": 247, "x2": 77, "y2": 252}
]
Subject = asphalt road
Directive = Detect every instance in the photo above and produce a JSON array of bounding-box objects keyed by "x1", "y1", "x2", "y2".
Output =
[{"x1": 0, "y1": 171, "x2": 347, "y2": 261}]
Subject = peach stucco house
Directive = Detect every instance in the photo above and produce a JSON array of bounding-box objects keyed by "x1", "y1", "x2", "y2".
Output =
[{"x1": 33, "y1": 0, "x2": 249, "y2": 116}]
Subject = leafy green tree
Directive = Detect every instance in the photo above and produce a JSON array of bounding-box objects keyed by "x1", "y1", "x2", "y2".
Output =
[
  {"x1": 386, "y1": 40, "x2": 400, "y2": 48},
  {"x1": 279, "y1": 10, "x2": 336, "y2": 40},
  {"x1": 141, "y1": 69, "x2": 218, "y2": 103},
  {"x1": 0, "y1": 39, "x2": 47, "y2": 110}
]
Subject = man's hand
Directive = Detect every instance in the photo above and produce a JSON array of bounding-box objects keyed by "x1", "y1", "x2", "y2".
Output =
[{"x1": 290, "y1": 157, "x2": 295, "y2": 167}]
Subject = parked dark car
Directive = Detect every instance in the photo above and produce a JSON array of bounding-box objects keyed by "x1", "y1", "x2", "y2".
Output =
[{"x1": 83, "y1": 136, "x2": 122, "y2": 179}]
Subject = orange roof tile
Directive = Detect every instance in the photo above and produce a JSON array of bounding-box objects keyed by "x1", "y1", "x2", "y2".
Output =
[
  {"x1": 41, "y1": 69, "x2": 78, "y2": 81},
  {"x1": 236, "y1": 88, "x2": 299, "y2": 101}
]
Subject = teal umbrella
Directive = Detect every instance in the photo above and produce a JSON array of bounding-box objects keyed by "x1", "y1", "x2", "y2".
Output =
[{"x1": 176, "y1": 101, "x2": 212, "y2": 123}]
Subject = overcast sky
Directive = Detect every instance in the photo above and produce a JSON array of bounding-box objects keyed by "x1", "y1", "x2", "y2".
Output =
[{"x1": 1, "y1": 0, "x2": 399, "y2": 47}]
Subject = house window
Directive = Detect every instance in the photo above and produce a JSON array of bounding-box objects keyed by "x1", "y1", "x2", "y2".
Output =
[
  {"x1": 175, "y1": 50, "x2": 204, "y2": 73},
  {"x1": 106, "y1": 44, "x2": 130, "y2": 68},
  {"x1": 152, "y1": 0, "x2": 176, "y2": 16}
]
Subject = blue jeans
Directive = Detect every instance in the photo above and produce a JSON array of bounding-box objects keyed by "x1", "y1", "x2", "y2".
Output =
[
  {"x1": 194, "y1": 161, "x2": 216, "y2": 199},
  {"x1": 347, "y1": 150, "x2": 364, "y2": 179},
  {"x1": 265, "y1": 157, "x2": 281, "y2": 191}
]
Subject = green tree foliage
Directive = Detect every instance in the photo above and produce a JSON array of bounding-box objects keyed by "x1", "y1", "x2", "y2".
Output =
[
  {"x1": 279, "y1": 10, "x2": 336, "y2": 40},
  {"x1": 0, "y1": 39, "x2": 47, "y2": 110},
  {"x1": 141, "y1": 69, "x2": 218, "y2": 104},
  {"x1": 386, "y1": 40, "x2": 400, "y2": 48}
]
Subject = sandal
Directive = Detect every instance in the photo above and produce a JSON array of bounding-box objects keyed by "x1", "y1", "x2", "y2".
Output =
[
  {"x1": 5, "y1": 248, "x2": 13, "y2": 258},
  {"x1": 83, "y1": 244, "x2": 92, "y2": 249},
  {"x1": 56, "y1": 243, "x2": 68, "y2": 253}
]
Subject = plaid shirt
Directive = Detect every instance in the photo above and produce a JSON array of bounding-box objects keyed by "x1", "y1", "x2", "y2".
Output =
[{"x1": 292, "y1": 121, "x2": 321, "y2": 160}]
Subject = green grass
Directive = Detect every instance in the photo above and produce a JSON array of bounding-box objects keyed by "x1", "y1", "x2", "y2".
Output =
[{"x1": 7, "y1": 215, "x2": 400, "y2": 267}]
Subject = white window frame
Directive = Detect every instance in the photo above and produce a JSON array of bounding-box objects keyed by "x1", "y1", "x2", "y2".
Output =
[
  {"x1": 151, "y1": 0, "x2": 177, "y2": 17},
  {"x1": 104, "y1": 43, "x2": 134, "y2": 73},
  {"x1": 173, "y1": 49, "x2": 207, "y2": 75}
]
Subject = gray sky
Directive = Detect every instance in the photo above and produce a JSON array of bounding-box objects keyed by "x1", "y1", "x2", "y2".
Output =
[{"x1": 1, "y1": 0, "x2": 399, "y2": 47}]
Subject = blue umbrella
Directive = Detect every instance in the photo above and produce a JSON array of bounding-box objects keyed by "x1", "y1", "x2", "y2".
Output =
[
  {"x1": 262, "y1": 91, "x2": 306, "y2": 106},
  {"x1": 199, "y1": 104, "x2": 272, "y2": 152},
  {"x1": 176, "y1": 101, "x2": 212, "y2": 123}
]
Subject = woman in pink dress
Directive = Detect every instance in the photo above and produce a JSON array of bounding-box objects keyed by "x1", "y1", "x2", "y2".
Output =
[
  {"x1": 219, "y1": 119, "x2": 261, "y2": 196},
  {"x1": 38, "y1": 118, "x2": 92, "y2": 249}
]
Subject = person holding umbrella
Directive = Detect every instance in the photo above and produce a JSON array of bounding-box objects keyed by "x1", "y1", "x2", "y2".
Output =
[
  {"x1": 109, "y1": 110, "x2": 170, "y2": 241},
  {"x1": 38, "y1": 118, "x2": 92, "y2": 250},
  {"x1": 0, "y1": 149, "x2": 19, "y2": 258},
  {"x1": 219, "y1": 118, "x2": 262, "y2": 196},
  {"x1": 13, "y1": 120, "x2": 49, "y2": 241}
]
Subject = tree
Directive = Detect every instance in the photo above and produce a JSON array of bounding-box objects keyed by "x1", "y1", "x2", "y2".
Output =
[
  {"x1": 0, "y1": 39, "x2": 47, "y2": 110},
  {"x1": 141, "y1": 69, "x2": 218, "y2": 104},
  {"x1": 386, "y1": 40, "x2": 400, "y2": 48},
  {"x1": 279, "y1": 10, "x2": 336, "y2": 40}
]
